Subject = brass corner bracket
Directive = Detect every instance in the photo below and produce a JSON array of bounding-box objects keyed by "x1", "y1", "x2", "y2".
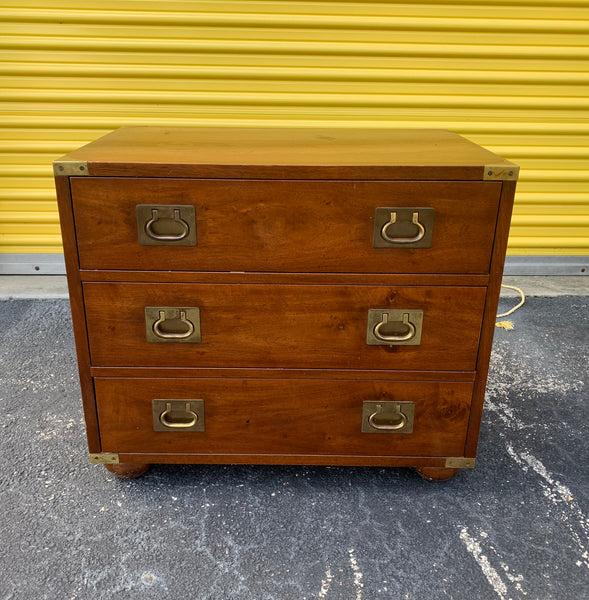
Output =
[
  {"x1": 89, "y1": 453, "x2": 120, "y2": 465},
  {"x1": 53, "y1": 161, "x2": 89, "y2": 176},
  {"x1": 483, "y1": 165, "x2": 519, "y2": 181},
  {"x1": 445, "y1": 457, "x2": 476, "y2": 469}
]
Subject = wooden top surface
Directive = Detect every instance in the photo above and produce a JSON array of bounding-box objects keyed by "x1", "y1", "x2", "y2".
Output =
[{"x1": 55, "y1": 127, "x2": 518, "y2": 180}]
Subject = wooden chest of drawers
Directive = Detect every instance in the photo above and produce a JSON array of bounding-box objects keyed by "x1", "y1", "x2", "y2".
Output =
[{"x1": 54, "y1": 127, "x2": 518, "y2": 481}]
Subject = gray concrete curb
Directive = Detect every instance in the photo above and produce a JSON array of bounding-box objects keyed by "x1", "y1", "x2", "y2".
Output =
[{"x1": 0, "y1": 275, "x2": 587, "y2": 301}]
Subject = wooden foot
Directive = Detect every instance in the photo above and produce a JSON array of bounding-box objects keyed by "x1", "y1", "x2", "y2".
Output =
[
  {"x1": 104, "y1": 462, "x2": 150, "y2": 479},
  {"x1": 415, "y1": 467, "x2": 461, "y2": 482}
]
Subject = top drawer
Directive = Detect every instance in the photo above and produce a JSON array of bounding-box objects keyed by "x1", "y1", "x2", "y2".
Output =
[{"x1": 71, "y1": 178, "x2": 501, "y2": 274}]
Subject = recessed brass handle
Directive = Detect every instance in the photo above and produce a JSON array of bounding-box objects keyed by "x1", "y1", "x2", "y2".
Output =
[
  {"x1": 362, "y1": 401, "x2": 415, "y2": 433},
  {"x1": 136, "y1": 204, "x2": 196, "y2": 246},
  {"x1": 145, "y1": 307, "x2": 201, "y2": 343},
  {"x1": 159, "y1": 402, "x2": 199, "y2": 429},
  {"x1": 368, "y1": 403, "x2": 408, "y2": 431},
  {"x1": 152, "y1": 309, "x2": 195, "y2": 340},
  {"x1": 145, "y1": 208, "x2": 190, "y2": 241},
  {"x1": 372, "y1": 207, "x2": 434, "y2": 249},
  {"x1": 366, "y1": 309, "x2": 423, "y2": 346},
  {"x1": 381, "y1": 211, "x2": 425, "y2": 244},
  {"x1": 152, "y1": 399, "x2": 205, "y2": 431},
  {"x1": 373, "y1": 312, "x2": 416, "y2": 343}
]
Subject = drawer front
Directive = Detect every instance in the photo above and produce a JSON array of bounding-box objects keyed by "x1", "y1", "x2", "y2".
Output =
[
  {"x1": 84, "y1": 282, "x2": 486, "y2": 371},
  {"x1": 71, "y1": 178, "x2": 501, "y2": 274},
  {"x1": 95, "y1": 377, "x2": 474, "y2": 457}
]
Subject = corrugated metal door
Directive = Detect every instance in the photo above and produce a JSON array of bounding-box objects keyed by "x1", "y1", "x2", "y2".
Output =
[{"x1": 1, "y1": 1, "x2": 588, "y2": 265}]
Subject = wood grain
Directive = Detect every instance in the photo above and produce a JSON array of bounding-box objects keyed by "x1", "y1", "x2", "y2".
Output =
[
  {"x1": 465, "y1": 180, "x2": 517, "y2": 456},
  {"x1": 111, "y1": 454, "x2": 462, "y2": 468},
  {"x1": 104, "y1": 463, "x2": 150, "y2": 479},
  {"x1": 54, "y1": 127, "x2": 517, "y2": 472},
  {"x1": 89, "y1": 366, "x2": 477, "y2": 382},
  {"x1": 415, "y1": 467, "x2": 462, "y2": 481},
  {"x1": 54, "y1": 175, "x2": 101, "y2": 452},
  {"x1": 95, "y1": 377, "x2": 474, "y2": 458},
  {"x1": 79, "y1": 270, "x2": 489, "y2": 287},
  {"x1": 71, "y1": 178, "x2": 501, "y2": 274},
  {"x1": 83, "y1": 282, "x2": 487, "y2": 371},
  {"x1": 57, "y1": 127, "x2": 516, "y2": 180}
]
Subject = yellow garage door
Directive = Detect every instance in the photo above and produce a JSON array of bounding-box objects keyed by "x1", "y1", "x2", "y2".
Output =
[{"x1": 1, "y1": 1, "x2": 588, "y2": 272}]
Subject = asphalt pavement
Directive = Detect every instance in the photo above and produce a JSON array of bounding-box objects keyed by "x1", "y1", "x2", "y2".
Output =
[{"x1": 0, "y1": 292, "x2": 587, "y2": 600}]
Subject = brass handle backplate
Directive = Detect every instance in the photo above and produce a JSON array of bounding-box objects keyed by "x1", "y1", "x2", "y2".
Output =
[
  {"x1": 366, "y1": 309, "x2": 423, "y2": 346},
  {"x1": 145, "y1": 307, "x2": 201, "y2": 343},
  {"x1": 362, "y1": 401, "x2": 415, "y2": 434},
  {"x1": 136, "y1": 204, "x2": 196, "y2": 246},
  {"x1": 373, "y1": 207, "x2": 434, "y2": 248},
  {"x1": 152, "y1": 399, "x2": 205, "y2": 432}
]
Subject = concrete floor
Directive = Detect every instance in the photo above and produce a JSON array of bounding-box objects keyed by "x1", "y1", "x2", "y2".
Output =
[{"x1": 0, "y1": 292, "x2": 587, "y2": 599}]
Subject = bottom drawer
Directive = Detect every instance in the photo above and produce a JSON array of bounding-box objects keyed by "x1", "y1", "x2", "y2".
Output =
[{"x1": 95, "y1": 377, "x2": 473, "y2": 458}]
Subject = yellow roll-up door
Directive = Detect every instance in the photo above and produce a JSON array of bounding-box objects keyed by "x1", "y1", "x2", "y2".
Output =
[{"x1": 1, "y1": 1, "x2": 588, "y2": 266}]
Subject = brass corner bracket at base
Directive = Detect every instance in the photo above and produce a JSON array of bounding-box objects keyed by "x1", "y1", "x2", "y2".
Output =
[
  {"x1": 53, "y1": 161, "x2": 89, "y2": 176},
  {"x1": 445, "y1": 457, "x2": 476, "y2": 469},
  {"x1": 483, "y1": 165, "x2": 520, "y2": 181},
  {"x1": 89, "y1": 453, "x2": 120, "y2": 465}
]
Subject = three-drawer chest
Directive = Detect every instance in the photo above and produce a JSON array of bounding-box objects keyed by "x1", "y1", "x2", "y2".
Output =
[{"x1": 54, "y1": 127, "x2": 518, "y2": 481}]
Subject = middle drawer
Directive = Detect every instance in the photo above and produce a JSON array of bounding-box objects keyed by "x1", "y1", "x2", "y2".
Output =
[{"x1": 84, "y1": 282, "x2": 486, "y2": 371}]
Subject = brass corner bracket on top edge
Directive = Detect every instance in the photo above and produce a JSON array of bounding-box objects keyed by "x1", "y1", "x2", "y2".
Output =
[
  {"x1": 483, "y1": 165, "x2": 520, "y2": 181},
  {"x1": 53, "y1": 161, "x2": 89, "y2": 176}
]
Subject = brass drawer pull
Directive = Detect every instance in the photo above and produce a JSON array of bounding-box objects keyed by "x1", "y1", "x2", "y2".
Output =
[
  {"x1": 152, "y1": 399, "x2": 205, "y2": 432},
  {"x1": 145, "y1": 307, "x2": 201, "y2": 343},
  {"x1": 366, "y1": 309, "x2": 423, "y2": 346},
  {"x1": 153, "y1": 309, "x2": 194, "y2": 339},
  {"x1": 146, "y1": 208, "x2": 190, "y2": 241},
  {"x1": 362, "y1": 401, "x2": 415, "y2": 433},
  {"x1": 369, "y1": 403, "x2": 407, "y2": 430},
  {"x1": 374, "y1": 312, "x2": 416, "y2": 343},
  {"x1": 136, "y1": 204, "x2": 196, "y2": 246},
  {"x1": 372, "y1": 207, "x2": 434, "y2": 248},
  {"x1": 381, "y1": 211, "x2": 425, "y2": 244},
  {"x1": 160, "y1": 401, "x2": 198, "y2": 428}
]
